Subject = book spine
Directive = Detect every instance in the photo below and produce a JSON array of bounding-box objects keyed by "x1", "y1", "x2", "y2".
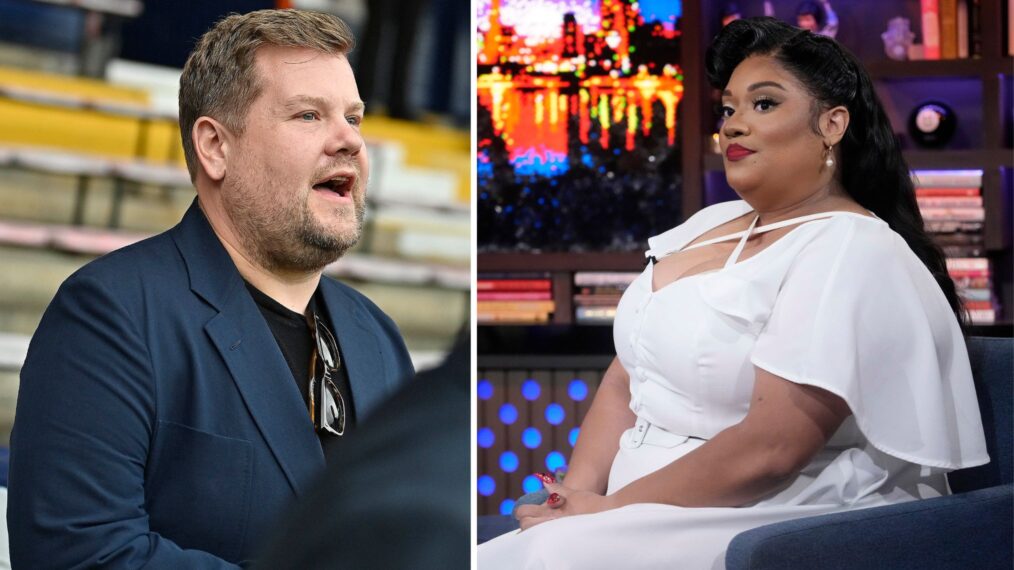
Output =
[
  {"x1": 969, "y1": 0, "x2": 982, "y2": 57},
  {"x1": 923, "y1": 0, "x2": 942, "y2": 59},
  {"x1": 572, "y1": 295, "x2": 624, "y2": 306},
  {"x1": 477, "y1": 312, "x2": 551, "y2": 324},
  {"x1": 477, "y1": 301, "x2": 556, "y2": 312},
  {"x1": 477, "y1": 291, "x2": 553, "y2": 301},
  {"x1": 1009, "y1": 0, "x2": 1014, "y2": 55},
  {"x1": 573, "y1": 272, "x2": 640, "y2": 286},
  {"x1": 947, "y1": 257, "x2": 990, "y2": 270},
  {"x1": 575, "y1": 306, "x2": 617, "y2": 319},
  {"x1": 960, "y1": 288, "x2": 993, "y2": 301},
  {"x1": 917, "y1": 196, "x2": 983, "y2": 207},
  {"x1": 476, "y1": 279, "x2": 552, "y2": 291},
  {"x1": 968, "y1": 309, "x2": 996, "y2": 324},
  {"x1": 915, "y1": 187, "x2": 982, "y2": 196},
  {"x1": 949, "y1": 268, "x2": 991, "y2": 277},
  {"x1": 940, "y1": 0, "x2": 959, "y2": 58},
  {"x1": 919, "y1": 207, "x2": 985, "y2": 221},
  {"x1": 911, "y1": 172, "x2": 983, "y2": 187},
  {"x1": 958, "y1": 0, "x2": 969, "y2": 57}
]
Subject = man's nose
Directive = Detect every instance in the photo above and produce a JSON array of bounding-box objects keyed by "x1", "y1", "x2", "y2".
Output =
[{"x1": 326, "y1": 118, "x2": 364, "y2": 156}]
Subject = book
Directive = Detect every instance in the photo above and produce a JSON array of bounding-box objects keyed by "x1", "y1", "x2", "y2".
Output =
[
  {"x1": 911, "y1": 169, "x2": 983, "y2": 187},
  {"x1": 477, "y1": 272, "x2": 551, "y2": 279},
  {"x1": 963, "y1": 299, "x2": 995, "y2": 311},
  {"x1": 574, "y1": 272, "x2": 639, "y2": 287},
  {"x1": 917, "y1": 196, "x2": 983, "y2": 207},
  {"x1": 942, "y1": 244, "x2": 986, "y2": 257},
  {"x1": 575, "y1": 306, "x2": 617, "y2": 323},
  {"x1": 925, "y1": 221, "x2": 984, "y2": 232},
  {"x1": 923, "y1": 0, "x2": 942, "y2": 59},
  {"x1": 915, "y1": 187, "x2": 982, "y2": 197},
  {"x1": 968, "y1": 308, "x2": 996, "y2": 324},
  {"x1": 1009, "y1": 0, "x2": 1013, "y2": 55},
  {"x1": 953, "y1": 277, "x2": 992, "y2": 289},
  {"x1": 476, "y1": 279, "x2": 552, "y2": 291},
  {"x1": 477, "y1": 312, "x2": 551, "y2": 324},
  {"x1": 920, "y1": 207, "x2": 985, "y2": 221},
  {"x1": 477, "y1": 291, "x2": 553, "y2": 301},
  {"x1": 959, "y1": 287, "x2": 993, "y2": 301},
  {"x1": 940, "y1": 0, "x2": 959, "y2": 58},
  {"x1": 573, "y1": 293, "x2": 624, "y2": 306},
  {"x1": 969, "y1": 0, "x2": 982, "y2": 57},
  {"x1": 949, "y1": 268, "x2": 992, "y2": 278},
  {"x1": 477, "y1": 300, "x2": 556, "y2": 312},
  {"x1": 947, "y1": 257, "x2": 990, "y2": 270},
  {"x1": 957, "y1": 0, "x2": 969, "y2": 58}
]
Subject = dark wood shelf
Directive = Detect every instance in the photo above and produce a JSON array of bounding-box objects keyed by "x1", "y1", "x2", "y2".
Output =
[
  {"x1": 903, "y1": 149, "x2": 1014, "y2": 170},
  {"x1": 866, "y1": 57, "x2": 1013, "y2": 79},
  {"x1": 478, "y1": 252, "x2": 646, "y2": 273}
]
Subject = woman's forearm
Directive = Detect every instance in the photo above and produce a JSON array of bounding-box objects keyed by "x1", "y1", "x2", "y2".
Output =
[
  {"x1": 563, "y1": 357, "x2": 637, "y2": 494},
  {"x1": 606, "y1": 422, "x2": 795, "y2": 509}
]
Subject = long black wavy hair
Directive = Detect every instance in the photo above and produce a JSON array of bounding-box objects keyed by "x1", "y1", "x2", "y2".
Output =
[{"x1": 705, "y1": 17, "x2": 966, "y2": 326}]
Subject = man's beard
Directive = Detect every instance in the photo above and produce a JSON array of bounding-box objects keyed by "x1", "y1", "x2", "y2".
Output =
[{"x1": 223, "y1": 170, "x2": 366, "y2": 274}]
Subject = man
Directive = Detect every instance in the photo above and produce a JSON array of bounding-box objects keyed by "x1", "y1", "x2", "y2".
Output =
[{"x1": 8, "y1": 10, "x2": 414, "y2": 568}]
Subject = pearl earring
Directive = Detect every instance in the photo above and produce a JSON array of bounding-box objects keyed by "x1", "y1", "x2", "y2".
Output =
[{"x1": 824, "y1": 144, "x2": 834, "y2": 168}]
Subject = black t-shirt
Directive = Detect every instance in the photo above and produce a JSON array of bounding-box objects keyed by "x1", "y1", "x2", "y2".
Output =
[{"x1": 244, "y1": 282, "x2": 356, "y2": 448}]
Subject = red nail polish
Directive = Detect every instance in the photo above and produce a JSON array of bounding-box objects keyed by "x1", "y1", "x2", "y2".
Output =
[
  {"x1": 534, "y1": 472, "x2": 556, "y2": 485},
  {"x1": 547, "y1": 493, "x2": 561, "y2": 505}
]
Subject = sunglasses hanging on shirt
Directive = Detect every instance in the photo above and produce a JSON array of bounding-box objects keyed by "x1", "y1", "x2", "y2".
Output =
[{"x1": 308, "y1": 313, "x2": 346, "y2": 437}]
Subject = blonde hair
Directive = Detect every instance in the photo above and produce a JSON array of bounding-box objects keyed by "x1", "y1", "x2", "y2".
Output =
[{"x1": 178, "y1": 9, "x2": 355, "y2": 181}]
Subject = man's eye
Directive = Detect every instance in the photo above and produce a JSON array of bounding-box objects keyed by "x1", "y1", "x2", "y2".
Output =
[
  {"x1": 301, "y1": 112, "x2": 319, "y2": 121},
  {"x1": 347, "y1": 115, "x2": 363, "y2": 126}
]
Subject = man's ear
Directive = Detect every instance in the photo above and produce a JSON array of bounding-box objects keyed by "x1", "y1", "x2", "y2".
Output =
[
  {"x1": 193, "y1": 117, "x2": 231, "y2": 182},
  {"x1": 820, "y1": 105, "x2": 850, "y2": 146}
]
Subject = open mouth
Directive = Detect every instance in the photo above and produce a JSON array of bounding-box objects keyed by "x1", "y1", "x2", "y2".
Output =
[{"x1": 313, "y1": 175, "x2": 354, "y2": 198}]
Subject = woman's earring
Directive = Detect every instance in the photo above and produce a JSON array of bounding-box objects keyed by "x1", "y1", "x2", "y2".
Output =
[{"x1": 824, "y1": 143, "x2": 835, "y2": 168}]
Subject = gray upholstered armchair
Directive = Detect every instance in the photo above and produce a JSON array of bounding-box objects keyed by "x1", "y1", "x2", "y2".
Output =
[{"x1": 725, "y1": 336, "x2": 1013, "y2": 569}]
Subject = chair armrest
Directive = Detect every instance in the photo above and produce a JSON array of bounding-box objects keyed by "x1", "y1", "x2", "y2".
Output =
[
  {"x1": 478, "y1": 515, "x2": 520, "y2": 544},
  {"x1": 726, "y1": 484, "x2": 1013, "y2": 570}
]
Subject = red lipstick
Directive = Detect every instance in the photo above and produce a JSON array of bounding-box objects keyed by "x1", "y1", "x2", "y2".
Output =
[{"x1": 726, "y1": 144, "x2": 756, "y2": 161}]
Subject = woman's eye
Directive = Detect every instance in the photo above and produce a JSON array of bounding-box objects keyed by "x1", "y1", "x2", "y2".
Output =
[
  {"x1": 720, "y1": 106, "x2": 734, "y2": 118},
  {"x1": 755, "y1": 99, "x2": 777, "y2": 111}
]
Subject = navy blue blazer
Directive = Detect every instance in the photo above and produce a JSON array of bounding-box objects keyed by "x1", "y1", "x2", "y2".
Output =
[{"x1": 8, "y1": 201, "x2": 415, "y2": 568}]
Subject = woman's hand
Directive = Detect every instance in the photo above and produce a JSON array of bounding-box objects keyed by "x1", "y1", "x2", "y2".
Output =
[{"x1": 515, "y1": 477, "x2": 615, "y2": 531}]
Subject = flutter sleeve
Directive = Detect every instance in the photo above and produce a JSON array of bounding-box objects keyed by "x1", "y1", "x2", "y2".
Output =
[{"x1": 748, "y1": 218, "x2": 989, "y2": 470}]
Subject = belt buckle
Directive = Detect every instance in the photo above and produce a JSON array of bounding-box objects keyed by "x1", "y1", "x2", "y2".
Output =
[{"x1": 630, "y1": 417, "x2": 650, "y2": 447}]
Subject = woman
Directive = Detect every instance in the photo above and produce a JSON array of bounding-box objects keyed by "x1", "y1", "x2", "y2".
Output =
[{"x1": 478, "y1": 17, "x2": 988, "y2": 569}]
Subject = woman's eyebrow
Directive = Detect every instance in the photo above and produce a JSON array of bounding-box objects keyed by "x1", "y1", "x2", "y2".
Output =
[{"x1": 723, "y1": 81, "x2": 788, "y2": 97}]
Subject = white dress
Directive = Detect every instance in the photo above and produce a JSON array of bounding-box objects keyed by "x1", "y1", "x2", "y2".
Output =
[{"x1": 478, "y1": 200, "x2": 989, "y2": 570}]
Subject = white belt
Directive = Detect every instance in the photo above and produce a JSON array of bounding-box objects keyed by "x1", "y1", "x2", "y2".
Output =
[{"x1": 625, "y1": 417, "x2": 691, "y2": 449}]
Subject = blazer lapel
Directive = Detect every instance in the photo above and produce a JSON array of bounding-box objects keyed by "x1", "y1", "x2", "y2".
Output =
[
  {"x1": 172, "y1": 200, "x2": 325, "y2": 497},
  {"x1": 320, "y1": 285, "x2": 390, "y2": 422}
]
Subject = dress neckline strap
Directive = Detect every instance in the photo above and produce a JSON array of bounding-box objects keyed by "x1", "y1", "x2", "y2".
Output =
[
  {"x1": 679, "y1": 211, "x2": 844, "y2": 255},
  {"x1": 724, "y1": 214, "x2": 759, "y2": 268}
]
